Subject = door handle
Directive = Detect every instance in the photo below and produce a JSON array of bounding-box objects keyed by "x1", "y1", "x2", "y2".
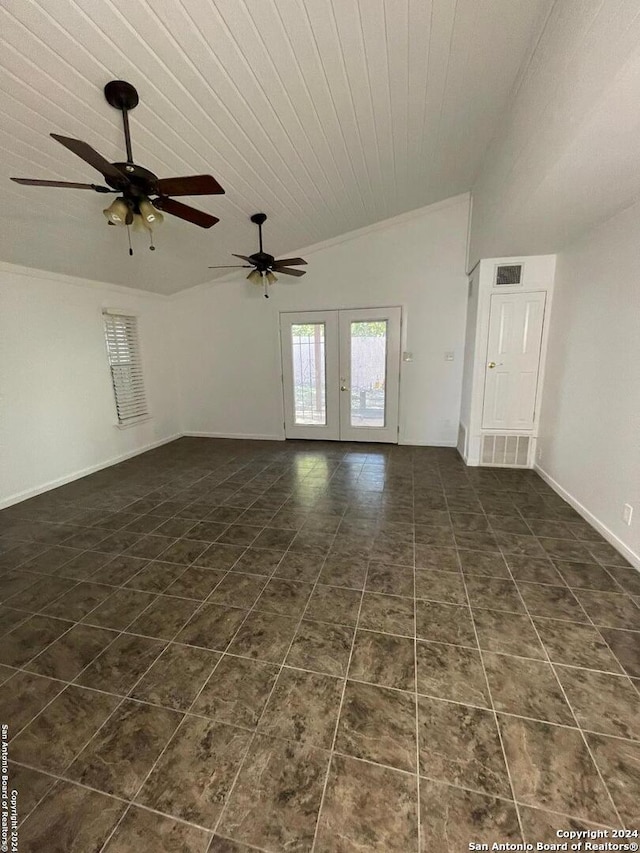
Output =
[
  {"x1": 340, "y1": 385, "x2": 349, "y2": 391},
  {"x1": 488, "y1": 362, "x2": 503, "y2": 369}
]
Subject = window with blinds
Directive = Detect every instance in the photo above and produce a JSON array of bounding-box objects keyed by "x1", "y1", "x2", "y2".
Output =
[{"x1": 103, "y1": 311, "x2": 149, "y2": 424}]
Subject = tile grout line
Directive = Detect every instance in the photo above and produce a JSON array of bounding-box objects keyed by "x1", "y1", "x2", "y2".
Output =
[
  {"x1": 5, "y1": 594, "x2": 640, "y2": 660},
  {"x1": 497, "y1": 541, "x2": 627, "y2": 828},
  {"x1": 122, "y1": 468, "x2": 356, "y2": 852},
  {"x1": 412, "y1": 469, "x2": 422, "y2": 853},
  {"x1": 7, "y1": 475, "x2": 308, "y2": 755},
  {"x1": 448, "y1": 489, "x2": 529, "y2": 844},
  {"x1": 208, "y1": 474, "x2": 365, "y2": 851},
  {"x1": 308, "y1": 549, "x2": 372, "y2": 849},
  {"x1": 4, "y1": 450, "x2": 638, "y2": 847},
  {"x1": 7, "y1": 640, "x2": 640, "y2": 745},
  {"x1": 11, "y1": 462, "x2": 270, "y2": 835},
  {"x1": 93, "y1": 478, "x2": 327, "y2": 851},
  {"x1": 6, "y1": 729, "x2": 624, "y2": 837},
  {"x1": 14, "y1": 578, "x2": 210, "y2": 832}
]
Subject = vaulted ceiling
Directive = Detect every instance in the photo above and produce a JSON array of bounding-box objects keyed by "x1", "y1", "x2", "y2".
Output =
[
  {"x1": 0, "y1": 0, "x2": 551, "y2": 293},
  {"x1": 469, "y1": 0, "x2": 640, "y2": 266}
]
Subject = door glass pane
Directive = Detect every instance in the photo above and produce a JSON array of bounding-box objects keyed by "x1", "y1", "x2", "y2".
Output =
[
  {"x1": 291, "y1": 323, "x2": 327, "y2": 425},
  {"x1": 350, "y1": 320, "x2": 387, "y2": 428}
]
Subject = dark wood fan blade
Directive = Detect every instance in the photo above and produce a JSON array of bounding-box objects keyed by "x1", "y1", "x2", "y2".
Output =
[
  {"x1": 208, "y1": 265, "x2": 251, "y2": 269},
  {"x1": 275, "y1": 267, "x2": 306, "y2": 277},
  {"x1": 232, "y1": 254, "x2": 256, "y2": 263},
  {"x1": 272, "y1": 257, "x2": 307, "y2": 267},
  {"x1": 153, "y1": 196, "x2": 219, "y2": 228},
  {"x1": 156, "y1": 175, "x2": 225, "y2": 196},
  {"x1": 50, "y1": 134, "x2": 128, "y2": 182},
  {"x1": 11, "y1": 178, "x2": 112, "y2": 192}
]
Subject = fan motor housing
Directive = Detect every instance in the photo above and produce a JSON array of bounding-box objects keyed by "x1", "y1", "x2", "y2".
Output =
[
  {"x1": 250, "y1": 251, "x2": 276, "y2": 270},
  {"x1": 106, "y1": 163, "x2": 158, "y2": 197}
]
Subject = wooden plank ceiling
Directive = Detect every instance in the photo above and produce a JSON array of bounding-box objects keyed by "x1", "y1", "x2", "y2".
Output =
[{"x1": 0, "y1": 0, "x2": 550, "y2": 292}]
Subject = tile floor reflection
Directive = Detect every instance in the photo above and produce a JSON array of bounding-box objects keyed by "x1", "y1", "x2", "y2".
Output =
[{"x1": 0, "y1": 438, "x2": 638, "y2": 851}]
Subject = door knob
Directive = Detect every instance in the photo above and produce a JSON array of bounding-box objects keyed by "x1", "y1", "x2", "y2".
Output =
[
  {"x1": 488, "y1": 362, "x2": 502, "y2": 369},
  {"x1": 340, "y1": 385, "x2": 349, "y2": 391}
]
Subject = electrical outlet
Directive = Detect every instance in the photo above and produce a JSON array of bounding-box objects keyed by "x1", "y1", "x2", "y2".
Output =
[{"x1": 623, "y1": 504, "x2": 633, "y2": 526}]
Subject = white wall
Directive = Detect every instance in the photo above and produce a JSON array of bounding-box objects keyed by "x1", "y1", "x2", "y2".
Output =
[
  {"x1": 0, "y1": 264, "x2": 180, "y2": 508},
  {"x1": 537, "y1": 200, "x2": 640, "y2": 564},
  {"x1": 174, "y1": 194, "x2": 470, "y2": 446}
]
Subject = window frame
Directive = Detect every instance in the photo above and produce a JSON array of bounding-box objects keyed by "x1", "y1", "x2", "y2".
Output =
[{"x1": 102, "y1": 309, "x2": 151, "y2": 428}]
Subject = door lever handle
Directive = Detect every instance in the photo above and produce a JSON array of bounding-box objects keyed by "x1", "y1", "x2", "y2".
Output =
[
  {"x1": 340, "y1": 385, "x2": 349, "y2": 391},
  {"x1": 488, "y1": 362, "x2": 503, "y2": 369}
]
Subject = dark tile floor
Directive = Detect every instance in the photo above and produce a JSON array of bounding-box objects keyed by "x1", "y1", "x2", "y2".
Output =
[{"x1": 0, "y1": 438, "x2": 639, "y2": 852}]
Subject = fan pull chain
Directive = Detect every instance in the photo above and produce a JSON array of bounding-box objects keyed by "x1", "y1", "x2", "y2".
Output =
[
  {"x1": 263, "y1": 274, "x2": 269, "y2": 298},
  {"x1": 149, "y1": 230, "x2": 155, "y2": 251},
  {"x1": 127, "y1": 224, "x2": 133, "y2": 256}
]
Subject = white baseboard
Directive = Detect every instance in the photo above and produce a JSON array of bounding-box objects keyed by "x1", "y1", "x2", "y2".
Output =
[
  {"x1": 534, "y1": 464, "x2": 640, "y2": 571},
  {"x1": 182, "y1": 431, "x2": 286, "y2": 442},
  {"x1": 400, "y1": 439, "x2": 458, "y2": 447},
  {"x1": 0, "y1": 433, "x2": 182, "y2": 511}
]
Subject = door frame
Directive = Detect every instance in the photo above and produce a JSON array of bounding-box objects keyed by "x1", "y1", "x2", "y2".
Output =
[{"x1": 279, "y1": 307, "x2": 402, "y2": 443}]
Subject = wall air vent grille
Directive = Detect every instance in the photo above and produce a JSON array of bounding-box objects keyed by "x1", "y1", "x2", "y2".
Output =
[
  {"x1": 481, "y1": 434, "x2": 531, "y2": 467},
  {"x1": 495, "y1": 264, "x2": 523, "y2": 286}
]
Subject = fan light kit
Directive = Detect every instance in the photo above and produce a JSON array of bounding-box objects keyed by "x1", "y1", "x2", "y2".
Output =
[
  {"x1": 209, "y1": 213, "x2": 307, "y2": 298},
  {"x1": 11, "y1": 80, "x2": 225, "y2": 255}
]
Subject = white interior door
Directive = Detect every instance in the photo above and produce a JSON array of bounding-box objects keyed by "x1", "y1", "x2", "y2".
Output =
[
  {"x1": 482, "y1": 292, "x2": 546, "y2": 430},
  {"x1": 281, "y1": 307, "x2": 401, "y2": 443}
]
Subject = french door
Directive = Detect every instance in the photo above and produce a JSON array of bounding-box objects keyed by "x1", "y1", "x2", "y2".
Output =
[{"x1": 280, "y1": 307, "x2": 401, "y2": 443}]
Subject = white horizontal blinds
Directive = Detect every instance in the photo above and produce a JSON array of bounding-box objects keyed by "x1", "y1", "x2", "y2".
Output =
[{"x1": 103, "y1": 312, "x2": 149, "y2": 423}]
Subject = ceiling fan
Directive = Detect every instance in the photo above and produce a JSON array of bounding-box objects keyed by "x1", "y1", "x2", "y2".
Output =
[
  {"x1": 208, "y1": 213, "x2": 307, "y2": 298},
  {"x1": 10, "y1": 80, "x2": 224, "y2": 253}
]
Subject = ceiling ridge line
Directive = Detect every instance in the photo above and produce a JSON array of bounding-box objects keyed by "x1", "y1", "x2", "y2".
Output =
[
  {"x1": 267, "y1": 0, "x2": 363, "y2": 224},
  {"x1": 380, "y1": 0, "x2": 401, "y2": 202},
  {"x1": 236, "y1": 0, "x2": 350, "y2": 226},
  {"x1": 355, "y1": 0, "x2": 393, "y2": 213},
  {"x1": 325, "y1": 0, "x2": 379, "y2": 219},
  {"x1": 412, "y1": 0, "x2": 434, "y2": 176},
  {"x1": 297, "y1": 0, "x2": 371, "y2": 218},
  {"x1": 419, "y1": 0, "x2": 458, "y2": 185},
  {"x1": 432, "y1": 0, "x2": 481, "y2": 187}
]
